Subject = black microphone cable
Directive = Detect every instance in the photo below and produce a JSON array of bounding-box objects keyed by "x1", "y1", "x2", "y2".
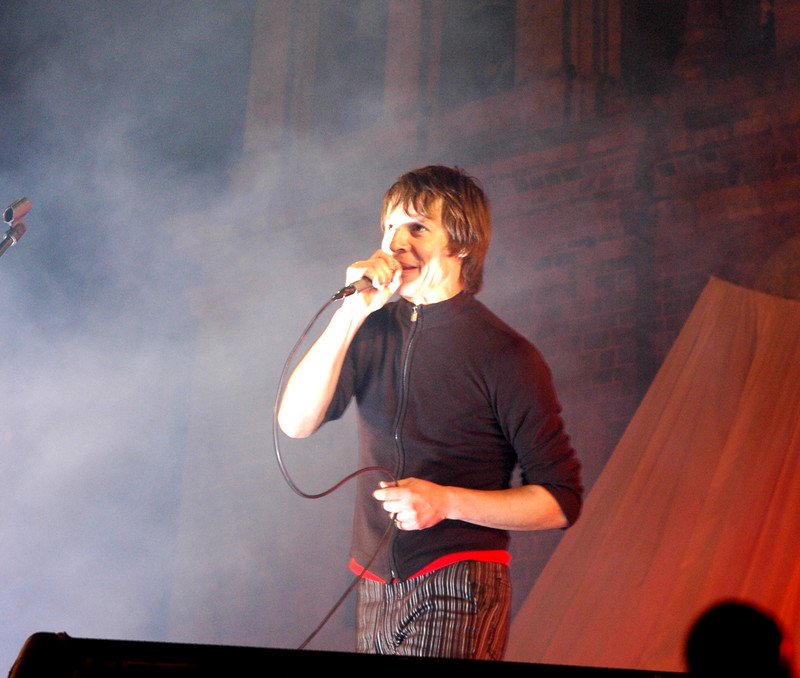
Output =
[{"x1": 272, "y1": 288, "x2": 397, "y2": 649}]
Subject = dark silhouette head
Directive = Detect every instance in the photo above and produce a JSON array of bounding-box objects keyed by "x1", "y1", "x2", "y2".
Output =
[{"x1": 685, "y1": 600, "x2": 794, "y2": 677}]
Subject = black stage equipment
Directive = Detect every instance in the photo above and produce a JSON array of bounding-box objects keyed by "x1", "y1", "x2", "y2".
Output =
[{"x1": 9, "y1": 632, "x2": 686, "y2": 677}]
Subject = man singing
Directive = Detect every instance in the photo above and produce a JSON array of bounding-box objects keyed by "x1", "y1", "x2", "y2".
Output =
[{"x1": 278, "y1": 165, "x2": 582, "y2": 660}]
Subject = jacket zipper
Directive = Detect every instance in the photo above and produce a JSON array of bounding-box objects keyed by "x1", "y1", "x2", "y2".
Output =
[{"x1": 389, "y1": 302, "x2": 420, "y2": 580}]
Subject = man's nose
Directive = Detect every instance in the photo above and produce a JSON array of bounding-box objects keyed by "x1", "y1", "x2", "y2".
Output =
[{"x1": 389, "y1": 227, "x2": 408, "y2": 253}]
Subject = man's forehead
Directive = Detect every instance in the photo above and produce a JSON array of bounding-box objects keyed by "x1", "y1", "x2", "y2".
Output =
[{"x1": 383, "y1": 196, "x2": 441, "y2": 223}]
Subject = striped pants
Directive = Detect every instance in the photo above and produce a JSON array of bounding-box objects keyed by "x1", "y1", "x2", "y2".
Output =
[{"x1": 355, "y1": 560, "x2": 510, "y2": 660}]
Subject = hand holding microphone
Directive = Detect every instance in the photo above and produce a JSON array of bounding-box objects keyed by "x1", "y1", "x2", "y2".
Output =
[{"x1": 333, "y1": 250, "x2": 402, "y2": 314}]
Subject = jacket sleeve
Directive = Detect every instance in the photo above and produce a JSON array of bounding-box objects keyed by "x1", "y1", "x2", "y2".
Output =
[{"x1": 494, "y1": 337, "x2": 583, "y2": 526}]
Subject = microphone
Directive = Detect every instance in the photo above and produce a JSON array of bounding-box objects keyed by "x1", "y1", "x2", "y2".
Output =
[
  {"x1": 332, "y1": 276, "x2": 373, "y2": 300},
  {"x1": 0, "y1": 198, "x2": 31, "y2": 259},
  {"x1": 3, "y1": 198, "x2": 32, "y2": 224}
]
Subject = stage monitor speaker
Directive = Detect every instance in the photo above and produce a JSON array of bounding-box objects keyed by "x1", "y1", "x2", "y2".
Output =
[{"x1": 9, "y1": 632, "x2": 686, "y2": 677}]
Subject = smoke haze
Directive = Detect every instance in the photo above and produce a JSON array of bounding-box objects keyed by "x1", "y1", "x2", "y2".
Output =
[{"x1": 0, "y1": 1, "x2": 256, "y2": 668}]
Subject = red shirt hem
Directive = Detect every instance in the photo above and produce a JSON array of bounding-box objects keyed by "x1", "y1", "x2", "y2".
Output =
[{"x1": 349, "y1": 550, "x2": 511, "y2": 583}]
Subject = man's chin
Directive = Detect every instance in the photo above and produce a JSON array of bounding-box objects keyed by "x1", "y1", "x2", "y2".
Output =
[
  {"x1": 396, "y1": 283, "x2": 419, "y2": 302},
  {"x1": 397, "y1": 273, "x2": 420, "y2": 293}
]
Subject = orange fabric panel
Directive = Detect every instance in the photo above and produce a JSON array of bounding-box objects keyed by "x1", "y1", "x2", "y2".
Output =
[{"x1": 507, "y1": 277, "x2": 800, "y2": 673}]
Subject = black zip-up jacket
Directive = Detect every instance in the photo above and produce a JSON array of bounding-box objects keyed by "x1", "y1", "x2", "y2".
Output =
[{"x1": 324, "y1": 291, "x2": 582, "y2": 582}]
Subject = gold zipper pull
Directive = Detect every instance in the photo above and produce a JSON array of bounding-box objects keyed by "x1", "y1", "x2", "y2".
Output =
[{"x1": 410, "y1": 305, "x2": 418, "y2": 322}]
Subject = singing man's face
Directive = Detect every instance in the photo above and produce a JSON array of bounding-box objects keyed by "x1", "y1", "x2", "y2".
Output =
[{"x1": 381, "y1": 200, "x2": 463, "y2": 305}]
